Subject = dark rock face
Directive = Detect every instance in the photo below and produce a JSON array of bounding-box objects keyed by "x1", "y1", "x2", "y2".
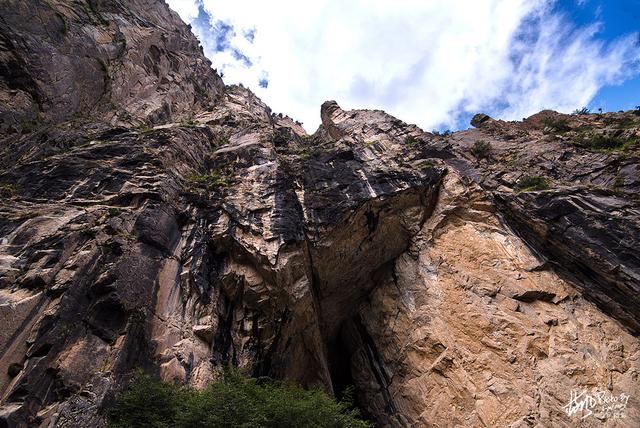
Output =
[
  {"x1": 495, "y1": 189, "x2": 640, "y2": 331},
  {"x1": 0, "y1": 0, "x2": 224, "y2": 137},
  {"x1": 1, "y1": 1, "x2": 639, "y2": 427}
]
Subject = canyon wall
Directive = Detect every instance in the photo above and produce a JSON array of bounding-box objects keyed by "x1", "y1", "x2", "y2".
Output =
[{"x1": 0, "y1": 1, "x2": 638, "y2": 426}]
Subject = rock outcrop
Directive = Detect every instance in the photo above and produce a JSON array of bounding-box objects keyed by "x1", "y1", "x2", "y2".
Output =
[{"x1": 1, "y1": 1, "x2": 639, "y2": 427}]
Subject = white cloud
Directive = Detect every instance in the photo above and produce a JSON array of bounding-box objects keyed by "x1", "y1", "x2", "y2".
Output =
[
  {"x1": 167, "y1": 0, "x2": 640, "y2": 131},
  {"x1": 165, "y1": 0, "x2": 200, "y2": 22}
]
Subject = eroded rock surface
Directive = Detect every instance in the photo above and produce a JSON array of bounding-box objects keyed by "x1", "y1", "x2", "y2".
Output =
[{"x1": 1, "y1": 1, "x2": 639, "y2": 427}]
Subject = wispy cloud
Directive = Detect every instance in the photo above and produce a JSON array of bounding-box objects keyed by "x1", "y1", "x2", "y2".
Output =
[{"x1": 167, "y1": 0, "x2": 640, "y2": 131}]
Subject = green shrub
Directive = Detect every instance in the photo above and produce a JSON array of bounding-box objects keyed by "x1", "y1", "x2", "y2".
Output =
[
  {"x1": 620, "y1": 118, "x2": 639, "y2": 129},
  {"x1": 298, "y1": 146, "x2": 312, "y2": 160},
  {"x1": 186, "y1": 171, "x2": 230, "y2": 188},
  {"x1": 108, "y1": 370, "x2": 371, "y2": 428},
  {"x1": 7, "y1": 363, "x2": 23, "y2": 378},
  {"x1": 297, "y1": 145, "x2": 326, "y2": 160},
  {"x1": 404, "y1": 136, "x2": 421, "y2": 147},
  {"x1": 515, "y1": 176, "x2": 548, "y2": 193},
  {"x1": 471, "y1": 140, "x2": 492, "y2": 160},
  {"x1": 572, "y1": 107, "x2": 590, "y2": 115},
  {"x1": 419, "y1": 161, "x2": 436, "y2": 169},
  {"x1": 602, "y1": 116, "x2": 639, "y2": 128},
  {"x1": 575, "y1": 134, "x2": 637, "y2": 152},
  {"x1": 0, "y1": 183, "x2": 19, "y2": 197},
  {"x1": 540, "y1": 117, "x2": 570, "y2": 133},
  {"x1": 21, "y1": 120, "x2": 38, "y2": 134},
  {"x1": 182, "y1": 118, "x2": 198, "y2": 128},
  {"x1": 109, "y1": 371, "x2": 183, "y2": 428},
  {"x1": 137, "y1": 123, "x2": 153, "y2": 134}
]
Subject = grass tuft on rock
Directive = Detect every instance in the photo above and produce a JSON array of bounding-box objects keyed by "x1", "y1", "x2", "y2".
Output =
[
  {"x1": 515, "y1": 175, "x2": 548, "y2": 193},
  {"x1": 471, "y1": 140, "x2": 492, "y2": 160},
  {"x1": 108, "y1": 370, "x2": 371, "y2": 428}
]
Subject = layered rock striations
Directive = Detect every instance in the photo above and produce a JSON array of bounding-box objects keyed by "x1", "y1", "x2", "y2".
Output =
[{"x1": 0, "y1": 1, "x2": 639, "y2": 427}]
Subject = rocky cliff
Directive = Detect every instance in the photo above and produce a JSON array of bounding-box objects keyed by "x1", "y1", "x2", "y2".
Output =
[{"x1": 0, "y1": 1, "x2": 639, "y2": 427}]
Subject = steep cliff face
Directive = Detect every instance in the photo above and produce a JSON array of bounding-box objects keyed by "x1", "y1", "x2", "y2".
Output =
[
  {"x1": 0, "y1": 0, "x2": 224, "y2": 164},
  {"x1": 1, "y1": 1, "x2": 639, "y2": 427}
]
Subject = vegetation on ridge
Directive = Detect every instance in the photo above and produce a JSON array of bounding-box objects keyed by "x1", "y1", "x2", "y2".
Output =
[
  {"x1": 572, "y1": 107, "x2": 590, "y2": 115},
  {"x1": 540, "y1": 116, "x2": 571, "y2": 134}
]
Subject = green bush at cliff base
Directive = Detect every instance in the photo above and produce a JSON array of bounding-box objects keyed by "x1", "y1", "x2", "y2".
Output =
[{"x1": 108, "y1": 370, "x2": 371, "y2": 428}]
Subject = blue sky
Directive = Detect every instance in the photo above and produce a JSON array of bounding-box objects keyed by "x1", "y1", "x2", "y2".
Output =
[
  {"x1": 559, "y1": 0, "x2": 640, "y2": 113},
  {"x1": 167, "y1": 0, "x2": 640, "y2": 131}
]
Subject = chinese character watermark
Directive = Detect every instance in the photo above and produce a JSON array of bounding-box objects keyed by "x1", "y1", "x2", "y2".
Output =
[{"x1": 563, "y1": 388, "x2": 631, "y2": 420}]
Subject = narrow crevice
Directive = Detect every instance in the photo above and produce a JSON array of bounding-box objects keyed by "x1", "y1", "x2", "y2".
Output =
[
  {"x1": 327, "y1": 334, "x2": 354, "y2": 399},
  {"x1": 326, "y1": 330, "x2": 373, "y2": 423},
  {"x1": 210, "y1": 293, "x2": 235, "y2": 366}
]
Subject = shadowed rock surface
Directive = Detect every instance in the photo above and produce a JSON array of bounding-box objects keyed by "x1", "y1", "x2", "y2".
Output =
[{"x1": 1, "y1": 1, "x2": 639, "y2": 427}]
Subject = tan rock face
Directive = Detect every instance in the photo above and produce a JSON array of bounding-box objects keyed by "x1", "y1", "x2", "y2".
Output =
[
  {"x1": 346, "y1": 172, "x2": 639, "y2": 427},
  {"x1": 1, "y1": 1, "x2": 639, "y2": 427}
]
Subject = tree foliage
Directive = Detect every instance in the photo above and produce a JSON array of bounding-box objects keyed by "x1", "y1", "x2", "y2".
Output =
[{"x1": 108, "y1": 370, "x2": 371, "y2": 428}]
